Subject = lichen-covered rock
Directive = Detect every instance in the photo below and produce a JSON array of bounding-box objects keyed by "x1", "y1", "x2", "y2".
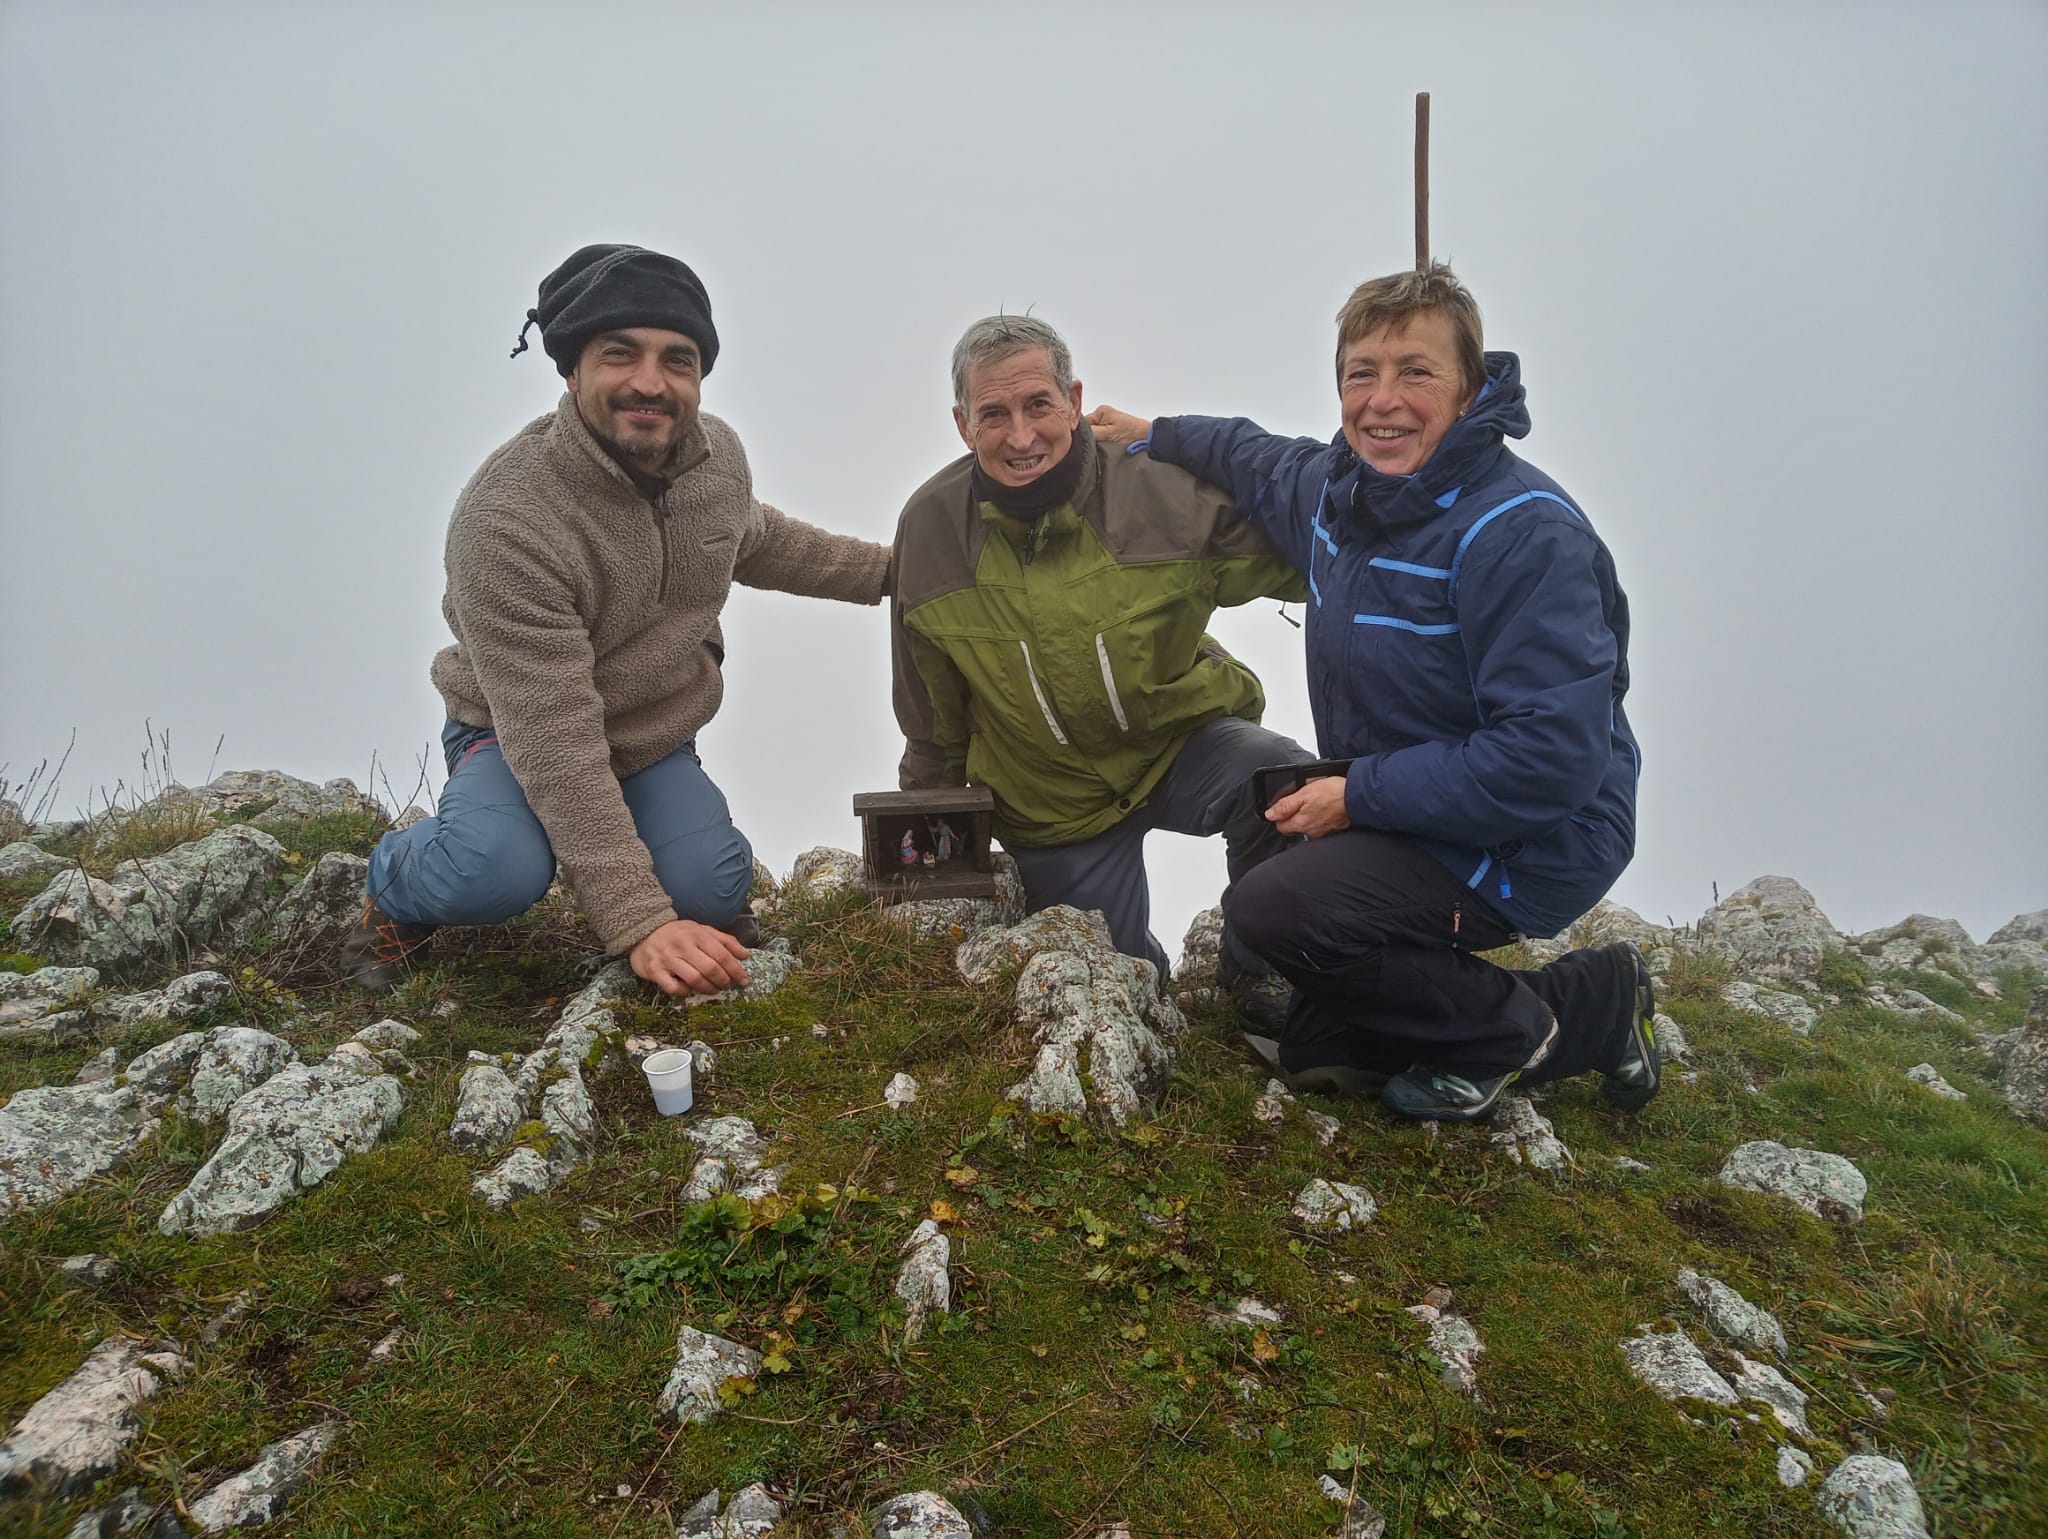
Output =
[
  {"x1": 1815, "y1": 1454, "x2": 1931, "y2": 1539},
  {"x1": 2002, "y1": 986, "x2": 2048, "y2": 1128},
  {"x1": 1172, "y1": 904, "x2": 1225, "y2": 1001},
  {"x1": 159, "y1": 1049, "x2": 404, "y2": 1236},
  {"x1": 56, "y1": 1254, "x2": 119, "y2": 1289},
  {"x1": 1, "y1": 1081, "x2": 158, "y2": 1215},
  {"x1": 184, "y1": 1420, "x2": 338, "y2": 1531},
  {"x1": 1522, "y1": 900, "x2": 1676, "y2": 969},
  {"x1": 788, "y1": 846, "x2": 864, "y2": 898},
  {"x1": 659, "y1": 1327, "x2": 763, "y2": 1425},
  {"x1": 957, "y1": 904, "x2": 1116, "y2": 986},
  {"x1": 60, "y1": 1486, "x2": 182, "y2": 1539},
  {"x1": 884, "y1": 1072, "x2": 919, "y2": 1109},
  {"x1": 676, "y1": 1482, "x2": 783, "y2": 1539},
  {"x1": 1777, "y1": 1446, "x2": 1814, "y2": 1488},
  {"x1": 1619, "y1": 1330, "x2": 1738, "y2": 1407},
  {"x1": 448, "y1": 1056, "x2": 524, "y2": 1151},
  {"x1": 0, "y1": 966, "x2": 100, "y2": 1043},
  {"x1": 72, "y1": 1047, "x2": 119, "y2": 1085},
  {"x1": 1489, "y1": 1095, "x2": 1573, "y2": 1170},
  {"x1": 472, "y1": 1145, "x2": 553, "y2": 1207},
  {"x1": 887, "y1": 853, "x2": 1027, "y2": 940},
  {"x1": 10, "y1": 826, "x2": 284, "y2": 978},
  {"x1": 1253, "y1": 1077, "x2": 1294, "y2": 1125},
  {"x1": 1675, "y1": 1268, "x2": 1788, "y2": 1356},
  {"x1": 680, "y1": 1116, "x2": 781, "y2": 1201},
  {"x1": 0, "y1": 841, "x2": 68, "y2": 883},
  {"x1": 1695, "y1": 877, "x2": 1842, "y2": 985},
  {"x1": 124, "y1": 1032, "x2": 209, "y2": 1097},
  {"x1": 1291, "y1": 1179, "x2": 1377, "y2": 1231},
  {"x1": 895, "y1": 1218, "x2": 951, "y2": 1342},
  {"x1": 0, "y1": 1337, "x2": 189, "y2": 1493},
  {"x1": 1719, "y1": 1140, "x2": 1867, "y2": 1222},
  {"x1": 96, "y1": 969, "x2": 235, "y2": 1026},
  {"x1": 1730, "y1": 1353, "x2": 1808, "y2": 1435},
  {"x1": 1653, "y1": 1014, "x2": 1692, "y2": 1063},
  {"x1": 1721, "y1": 981, "x2": 1819, "y2": 1035},
  {"x1": 182, "y1": 1027, "x2": 299, "y2": 1122},
  {"x1": 1318, "y1": 1476, "x2": 1388, "y2": 1539},
  {"x1": 997, "y1": 908, "x2": 1185, "y2": 1125},
  {"x1": 260, "y1": 851, "x2": 370, "y2": 956},
  {"x1": 1903, "y1": 1063, "x2": 1966, "y2": 1102},
  {"x1": 1407, "y1": 1303, "x2": 1484, "y2": 1395},
  {"x1": 691, "y1": 937, "x2": 801, "y2": 1004},
  {"x1": 872, "y1": 1491, "x2": 974, "y2": 1539},
  {"x1": 193, "y1": 770, "x2": 379, "y2": 824}
]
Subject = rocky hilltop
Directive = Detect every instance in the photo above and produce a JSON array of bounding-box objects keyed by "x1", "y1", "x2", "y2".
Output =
[{"x1": 2, "y1": 771, "x2": 2044, "y2": 1538}]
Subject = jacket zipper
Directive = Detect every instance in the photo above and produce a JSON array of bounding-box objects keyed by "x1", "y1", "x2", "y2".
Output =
[
  {"x1": 1022, "y1": 524, "x2": 1039, "y2": 565},
  {"x1": 651, "y1": 495, "x2": 672, "y2": 603},
  {"x1": 1094, "y1": 634, "x2": 1130, "y2": 732},
  {"x1": 1018, "y1": 641, "x2": 1069, "y2": 744}
]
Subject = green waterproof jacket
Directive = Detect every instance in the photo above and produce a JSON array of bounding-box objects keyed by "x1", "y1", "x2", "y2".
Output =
[{"x1": 890, "y1": 424, "x2": 1306, "y2": 847}]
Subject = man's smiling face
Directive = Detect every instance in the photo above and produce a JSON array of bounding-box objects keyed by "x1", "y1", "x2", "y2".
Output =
[
  {"x1": 568, "y1": 326, "x2": 703, "y2": 469},
  {"x1": 954, "y1": 346, "x2": 1083, "y2": 488}
]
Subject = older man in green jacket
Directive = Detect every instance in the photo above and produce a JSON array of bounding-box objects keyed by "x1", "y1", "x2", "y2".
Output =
[{"x1": 891, "y1": 314, "x2": 1309, "y2": 985}]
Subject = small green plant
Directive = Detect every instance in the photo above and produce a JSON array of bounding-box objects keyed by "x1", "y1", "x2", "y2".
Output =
[{"x1": 1816, "y1": 948, "x2": 1871, "y2": 995}]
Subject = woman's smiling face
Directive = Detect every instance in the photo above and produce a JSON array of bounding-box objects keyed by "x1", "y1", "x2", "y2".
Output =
[{"x1": 1337, "y1": 309, "x2": 1477, "y2": 476}]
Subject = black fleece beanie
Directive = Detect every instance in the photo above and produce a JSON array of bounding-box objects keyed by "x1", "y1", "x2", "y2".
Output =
[{"x1": 512, "y1": 244, "x2": 720, "y2": 377}]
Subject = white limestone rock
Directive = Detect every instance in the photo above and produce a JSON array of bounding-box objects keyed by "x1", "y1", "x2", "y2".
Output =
[
  {"x1": 1, "y1": 1081, "x2": 158, "y2": 1215},
  {"x1": 1489, "y1": 1095, "x2": 1573, "y2": 1171},
  {"x1": 1407, "y1": 1303, "x2": 1485, "y2": 1396},
  {"x1": 1777, "y1": 1446, "x2": 1814, "y2": 1487},
  {"x1": 10, "y1": 826, "x2": 284, "y2": 978},
  {"x1": 1675, "y1": 1267, "x2": 1788, "y2": 1356},
  {"x1": 260, "y1": 851, "x2": 371, "y2": 955},
  {"x1": 986, "y1": 908, "x2": 1183, "y2": 1125},
  {"x1": 1815, "y1": 1454, "x2": 1931, "y2": 1539},
  {"x1": 677, "y1": 1482, "x2": 783, "y2": 1539},
  {"x1": 182, "y1": 1027, "x2": 299, "y2": 1122},
  {"x1": 680, "y1": 1116, "x2": 781, "y2": 1202},
  {"x1": 1210, "y1": 1297, "x2": 1284, "y2": 1329},
  {"x1": 1721, "y1": 981, "x2": 1819, "y2": 1036},
  {"x1": 0, "y1": 965, "x2": 100, "y2": 1046},
  {"x1": 1171, "y1": 903, "x2": 1226, "y2": 1003},
  {"x1": 159, "y1": 1048, "x2": 404, "y2": 1236},
  {"x1": 185, "y1": 1420, "x2": 338, "y2": 1531},
  {"x1": 788, "y1": 846, "x2": 865, "y2": 899},
  {"x1": 895, "y1": 1218, "x2": 951, "y2": 1342},
  {"x1": 659, "y1": 1327, "x2": 763, "y2": 1425},
  {"x1": 872, "y1": 1491, "x2": 974, "y2": 1538},
  {"x1": 2002, "y1": 985, "x2": 2048, "y2": 1128},
  {"x1": 1291, "y1": 1178, "x2": 1377, "y2": 1231},
  {"x1": 687, "y1": 937, "x2": 801, "y2": 1004},
  {"x1": 1619, "y1": 1330, "x2": 1738, "y2": 1408},
  {"x1": 72, "y1": 1047, "x2": 119, "y2": 1085},
  {"x1": 888, "y1": 853, "x2": 1027, "y2": 940},
  {"x1": 193, "y1": 770, "x2": 379, "y2": 824},
  {"x1": 884, "y1": 1072, "x2": 919, "y2": 1109},
  {"x1": 0, "y1": 1337, "x2": 189, "y2": 1494},
  {"x1": 472, "y1": 1145, "x2": 553, "y2": 1207},
  {"x1": 1903, "y1": 1063, "x2": 1966, "y2": 1101},
  {"x1": 448, "y1": 1055, "x2": 526, "y2": 1151},
  {"x1": 1719, "y1": 1140, "x2": 1867, "y2": 1222},
  {"x1": 1652, "y1": 1014, "x2": 1691, "y2": 1063},
  {"x1": 1694, "y1": 876, "x2": 1843, "y2": 985},
  {"x1": 56, "y1": 1254, "x2": 119, "y2": 1289},
  {"x1": 1729, "y1": 1353, "x2": 1808, "y2": 1435},
  {"x1": 352, "y1": 1018, "x2": 421, "y2": 1051},
  {"x1": 0, "y1": 841, "x2": 69, "y2": 884},
  {"x1": 1304, "y1": 1108, "x2": 1341, "y2": 1146},
  {"x1": 1318, "y1": 1475, "x2": 1389, "y2": 1539},
  {"x1": 96, "y1": 969, "x2": 236, "y2": 1026}
]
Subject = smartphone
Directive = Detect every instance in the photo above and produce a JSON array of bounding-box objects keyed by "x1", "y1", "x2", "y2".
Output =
[{"x1": 1251, "y1": 759, "x2": 1355, "y2": 816}]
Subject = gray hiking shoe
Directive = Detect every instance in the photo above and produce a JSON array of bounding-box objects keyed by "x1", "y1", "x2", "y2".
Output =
[
  {"x1": 337, "y1": 902, "x2": 433, "y2": 994},
  {"x1": 1599, "y1": 942, "x2": 1662, "y2": 1112},
  {"x1": 1381, "y1": 1014, "x2": 1560, "y2": 1123}
]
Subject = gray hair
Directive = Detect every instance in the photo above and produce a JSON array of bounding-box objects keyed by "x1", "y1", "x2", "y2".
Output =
[{"x1": 950, "y1": 314, "x2": 1075, "y2": 412}]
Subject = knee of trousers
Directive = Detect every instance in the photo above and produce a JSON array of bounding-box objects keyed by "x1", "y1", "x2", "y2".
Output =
[
  {"x1": 1222, "y1": 858, "x2": 1308, "y2": 964},
  {"x1": 652, "y1": 825, "x2": 756, "y2": 927},
  {"x1": 369, "y1": 815, "x2": 556, "y2": 928}
]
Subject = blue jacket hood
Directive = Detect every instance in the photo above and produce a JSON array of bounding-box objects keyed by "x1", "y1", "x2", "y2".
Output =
[{"x1": 1327, "y1": 351, "x2": 1530, "y2": 529}]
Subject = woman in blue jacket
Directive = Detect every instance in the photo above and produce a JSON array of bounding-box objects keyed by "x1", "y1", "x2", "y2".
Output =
[{"x1": 1088, "y1": 264, "x2": 1655, "y2": 1122}]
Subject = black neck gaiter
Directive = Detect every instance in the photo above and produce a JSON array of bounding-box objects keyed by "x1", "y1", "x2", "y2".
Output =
[{"x1": 970, "y1": 422, "x2": 1091, "y2": 519}]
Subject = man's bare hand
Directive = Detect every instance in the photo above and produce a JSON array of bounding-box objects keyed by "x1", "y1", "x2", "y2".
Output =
[
  {"x1": 1266, "y1": 775, "x2": 1353, "y2": 839},
  {"x1": 1086, "y1": 405, "x2": 1151, "y2": 445},
  {"x1": 629, "y1": 918, "x2": 751, "y2": 996}
]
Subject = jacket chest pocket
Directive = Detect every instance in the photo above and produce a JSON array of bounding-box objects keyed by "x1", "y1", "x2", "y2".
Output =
[{"x1": 1347, "y1": 565, "x2": 1471, "y2": 739}]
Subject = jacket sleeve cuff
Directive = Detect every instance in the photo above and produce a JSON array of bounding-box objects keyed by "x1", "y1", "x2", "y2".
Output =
[{"x1": 1148, "y1": 416, "x2": 1184, "y2": 465}]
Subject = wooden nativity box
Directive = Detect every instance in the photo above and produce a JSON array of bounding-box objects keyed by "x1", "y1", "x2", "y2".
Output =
[{"x1": 851, "y1": 787, "x2": 997, "y2": 901}]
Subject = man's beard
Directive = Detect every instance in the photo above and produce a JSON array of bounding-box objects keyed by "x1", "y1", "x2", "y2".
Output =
[{"x1": 600, "y1": 396, "x2": 685, "y2": 467}]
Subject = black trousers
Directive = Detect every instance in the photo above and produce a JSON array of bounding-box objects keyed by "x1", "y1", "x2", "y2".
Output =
[{"x1": 1224, "y1": 829, "x2": 1632, "y2": 1080}]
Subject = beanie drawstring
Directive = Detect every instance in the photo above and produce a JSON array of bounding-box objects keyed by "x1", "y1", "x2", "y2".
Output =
[{"x1": 509, "y1": 309, "x2": 539, "y2": 360}]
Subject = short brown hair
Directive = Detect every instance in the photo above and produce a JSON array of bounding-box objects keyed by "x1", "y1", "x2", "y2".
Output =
[{"x1": 1333, "y1": 262, "x2": 1484, "y2": 396}]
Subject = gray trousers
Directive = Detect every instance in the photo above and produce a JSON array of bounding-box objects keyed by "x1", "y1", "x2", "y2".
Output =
[{"x1": 1004, "y1": 716, "x2": 1311, "y2": 979}]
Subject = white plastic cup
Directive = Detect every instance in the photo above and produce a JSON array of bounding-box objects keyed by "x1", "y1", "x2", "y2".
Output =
[{"x1": 641, "y1": 1048, "x2": 694, "y2": 1116}]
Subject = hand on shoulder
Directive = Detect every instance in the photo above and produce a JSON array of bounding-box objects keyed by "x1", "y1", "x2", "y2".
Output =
[{"x1": 1086, "y1": 406, "x2": 1151, "y2": 446}]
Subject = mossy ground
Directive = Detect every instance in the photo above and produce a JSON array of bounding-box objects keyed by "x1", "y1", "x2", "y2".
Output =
[{"x1": 2, "y1": 821, "x2": 2043, "y2": 1537}]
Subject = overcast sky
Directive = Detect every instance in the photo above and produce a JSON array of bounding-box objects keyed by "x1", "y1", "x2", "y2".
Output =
[{"x1": 3, "y1": 1, "x2": 2045, "y2": 956}]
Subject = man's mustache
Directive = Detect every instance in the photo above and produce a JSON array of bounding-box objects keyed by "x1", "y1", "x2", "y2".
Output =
[{"x1": 609, "y1": 393, "x2": 675, "y2": 416}]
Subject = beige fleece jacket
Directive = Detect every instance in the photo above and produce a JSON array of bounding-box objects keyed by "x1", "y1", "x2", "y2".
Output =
[{"x1": 431, "y1": 395, "x2": 889, "y2": 952}]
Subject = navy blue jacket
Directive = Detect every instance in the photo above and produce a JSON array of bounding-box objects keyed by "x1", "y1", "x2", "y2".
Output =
[{"x1": 1147, "y1": 352, "x2": 1639, "y2": 938}]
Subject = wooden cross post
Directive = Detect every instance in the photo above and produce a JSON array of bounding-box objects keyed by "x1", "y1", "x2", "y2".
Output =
[{"x1": 1414, "y1": 91, "x2": 1431, "y2": 272}]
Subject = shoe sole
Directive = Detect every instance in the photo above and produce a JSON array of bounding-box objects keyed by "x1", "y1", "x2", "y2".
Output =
[
  {"x1": 1284, "y1": 1064, "x2": 1391, "y2": 1099},
  {"x1": 1601, "y1": 945, "x2": 1662, "y2": 1113}
]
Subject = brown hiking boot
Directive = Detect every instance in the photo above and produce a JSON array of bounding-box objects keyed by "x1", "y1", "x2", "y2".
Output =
[{"x1": 338, "y1": 902, "x2": 433, "y2": 994}]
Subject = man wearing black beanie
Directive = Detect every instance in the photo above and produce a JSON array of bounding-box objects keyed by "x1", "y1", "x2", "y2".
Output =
[{"x1": 343, "y1": 244, "x2": 890, "y2": 997}]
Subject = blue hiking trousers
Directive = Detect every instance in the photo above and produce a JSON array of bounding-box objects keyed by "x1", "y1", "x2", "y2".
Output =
[{"x1": 365, "y1": 720, "x2": 754, "y2": 938}]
